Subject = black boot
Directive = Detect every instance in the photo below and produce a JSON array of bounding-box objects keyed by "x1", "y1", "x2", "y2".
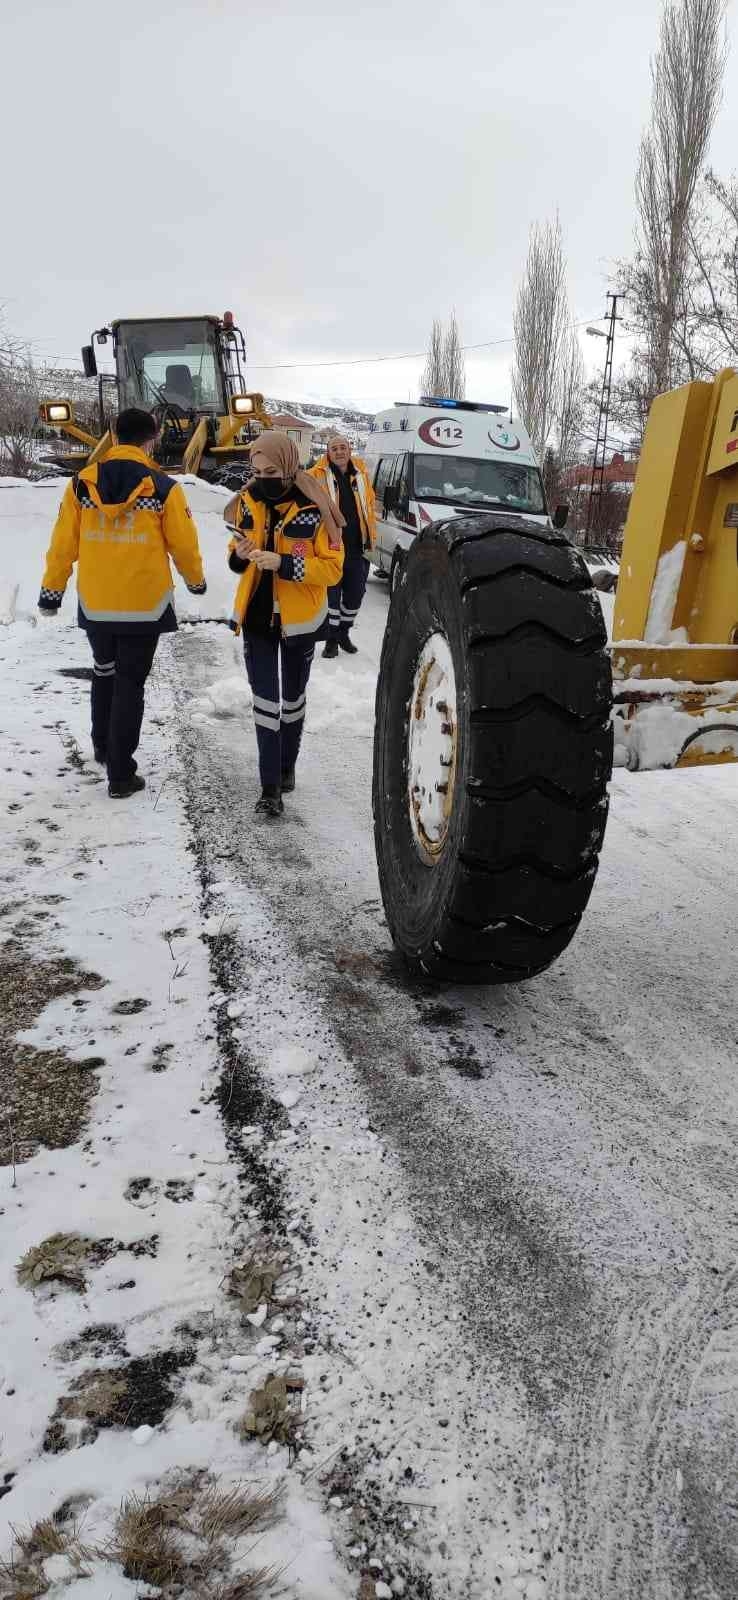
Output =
[
  {"x1": 109, "y1": 774, "x2": 146, "y2": 799},
  {"x1": 255, "y1": 786, "x2": 284, "y2": 818},
  {"x1": 338, "y1": 628, "x2": 358, "y2": 655},
  {"x1": 323, "y1": 638, "x2": 339, "y2": 659},
  {"x1": 280, "y1": 768, "x2": 296, "y2": 794}
]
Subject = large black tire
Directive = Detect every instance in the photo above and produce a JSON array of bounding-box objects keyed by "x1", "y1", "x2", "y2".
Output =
[
  {"x1": 389, "y1": 547, "x2": 405, "y2": 597},
  {"x1": 372, "y1": 514, "x2": 613, "y2": 984}
]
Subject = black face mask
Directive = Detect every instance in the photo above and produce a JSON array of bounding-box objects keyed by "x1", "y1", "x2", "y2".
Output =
[{"x1": 252, "y1": 476, "x2": 288, "y2": 504}]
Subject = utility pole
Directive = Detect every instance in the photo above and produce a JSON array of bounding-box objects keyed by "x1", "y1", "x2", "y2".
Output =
[{"x1": 586, "y1": 293, "x2": 620, "y2": 543}]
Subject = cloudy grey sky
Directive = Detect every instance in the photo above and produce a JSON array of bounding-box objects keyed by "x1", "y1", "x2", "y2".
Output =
[{"x1": 2, "y1": 0, "x2": 735, "y2": 412}]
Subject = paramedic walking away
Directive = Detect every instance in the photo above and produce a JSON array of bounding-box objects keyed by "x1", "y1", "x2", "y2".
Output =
[
  {"x1": 227, "y1": 431, "x2": 344, "y2": 818},
  {"x1": 38, "y1": 407, "x2": 206, "y2": 798},
  {"x1": 310, "y1": 435, "x2": 376, "y2": 658}
]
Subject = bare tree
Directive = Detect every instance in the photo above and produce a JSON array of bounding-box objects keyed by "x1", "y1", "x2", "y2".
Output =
[
  {"x1": 443, "y1": 312, "x2": 466, "y2": 399},
  {"x1": 556, "y1": 326, "x2": 586, "y2": 477},
  {"x1": 0, "y1": 312, "x2": 40, "y2": 477},
  {"x1": 511, "y1": 216, "x2": 569, "y2": 458},
  {"x1": 629, "y1": 0, "x2": 727, "y2": 399},
  {"x1": 681, "y1": 167, "x2": 738, "y2": 369},
  {"x1": 420, "y1": 314, "x2": 466, "y2": 399},
  {"x1": 421, "y1": 319, "x2": 445, "y2": 398}
]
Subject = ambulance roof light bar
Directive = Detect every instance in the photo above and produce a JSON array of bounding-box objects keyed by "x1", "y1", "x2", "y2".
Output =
[{"x1": 414, "y1": 397, "x2": 509, "y2": 414}]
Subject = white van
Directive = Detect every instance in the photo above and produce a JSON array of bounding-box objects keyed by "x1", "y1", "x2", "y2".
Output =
[{"x1": 363, "y1": 398, "x2": 552, "y2": 588}]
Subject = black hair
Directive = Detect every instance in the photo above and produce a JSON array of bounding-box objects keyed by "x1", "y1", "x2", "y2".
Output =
[{"x1": 115, "y1": 407, "x2": 159, "y2": 446}]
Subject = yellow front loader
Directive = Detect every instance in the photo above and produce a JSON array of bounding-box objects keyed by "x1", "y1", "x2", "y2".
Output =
[
  {"x1": 39, "y1": 312, "x2": 271, "y2": 489},
  {"x1": 612, "y1": 367, "x2": 738, "y2": 770}
]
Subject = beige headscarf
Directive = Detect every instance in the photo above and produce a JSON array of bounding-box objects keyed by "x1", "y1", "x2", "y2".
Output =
[{"x1": 225, "y1": 430, "x2": 344, "y2": 546}]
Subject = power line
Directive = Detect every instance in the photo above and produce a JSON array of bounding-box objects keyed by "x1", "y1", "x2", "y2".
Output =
[
  {"x1": 245, "y1": 316, "x2": 603, "y2": 372},
  {"x1": 25, "y1": 315, "x2": 605, "y2": 376}
]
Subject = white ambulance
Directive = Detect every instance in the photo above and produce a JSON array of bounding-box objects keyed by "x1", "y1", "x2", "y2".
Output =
[{"x1": 363, "y1": 398, "x2": 554, "y2": 589}]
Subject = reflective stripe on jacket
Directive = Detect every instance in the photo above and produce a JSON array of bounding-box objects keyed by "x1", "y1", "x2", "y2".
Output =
[
  {"x1": 40, "y1": 445, "x2": 205, "y2": 627},
  {"x1": 228, "y1": 491, "x2": 344, "y2": 638},
  {"x1": 309, "y1": 455, "x2": 376, "y2": 553}
]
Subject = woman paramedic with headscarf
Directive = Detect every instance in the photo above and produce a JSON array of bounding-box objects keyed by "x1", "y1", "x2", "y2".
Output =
[{"x1": 225, "y1": 431, "x2": 345, "y2": 818}]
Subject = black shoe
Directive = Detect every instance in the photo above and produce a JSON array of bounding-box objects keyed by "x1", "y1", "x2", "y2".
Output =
[
  {"x1": 93, "y1": 745, "x2": 106, "y2": 765},
  {"x1": 108, "y1": 774, "x2": 146, "y2": 799},
  {"x1": 323, "y1": 639, "x2": 339, "y2": 659},
  {"x1": 338, "y1": 631, "x2": 358, "y2": 655},
  {"x1": 255, "y1": 790, "x2": 284, "y2": 818},
  {"x1": 280, "y1": 769, "x2": 296, "y2": 794}
]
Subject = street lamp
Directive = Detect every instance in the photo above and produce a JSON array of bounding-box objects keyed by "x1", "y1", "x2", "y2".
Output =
[{"x1": 586, "y1": 326, "x2": 608, "y2": 339}]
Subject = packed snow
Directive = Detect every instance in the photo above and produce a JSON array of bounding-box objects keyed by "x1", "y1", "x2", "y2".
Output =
[
  {"x1": 644, "y1": 539, "x2": 688, "y2": 644},
  {"x1": 1, "y1": 477, "x2": 737, "y2": 1600}
]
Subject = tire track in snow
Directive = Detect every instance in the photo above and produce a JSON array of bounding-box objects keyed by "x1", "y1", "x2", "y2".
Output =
[{"x1": 173, "y1": 623, "x2": 738, "y2": 1600}]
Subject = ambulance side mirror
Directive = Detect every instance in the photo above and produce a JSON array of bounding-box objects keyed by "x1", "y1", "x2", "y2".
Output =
[
  {"x1": 552, "y1": 503, "x2": 569, "y2": 529},
  {"x1": 81, "y1": 344, "x2": 98, "y2": 378}
]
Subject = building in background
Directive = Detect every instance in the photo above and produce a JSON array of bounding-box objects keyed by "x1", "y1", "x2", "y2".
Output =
[
  {"x1": 562, "y1": 451, "x2": 639, "y2": 553},
  {"x1": 268, "y1": 412, "x2": 315, "y2": 465}
]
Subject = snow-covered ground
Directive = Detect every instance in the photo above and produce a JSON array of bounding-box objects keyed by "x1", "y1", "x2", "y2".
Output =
[{"x1": 1, "y1": 479, "x2": 736, "y2": 1600}]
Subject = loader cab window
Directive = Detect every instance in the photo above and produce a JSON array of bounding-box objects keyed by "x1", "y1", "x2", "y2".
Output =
[{"x1": 115, "y1": 319, "x2": 226, "y2": 414}]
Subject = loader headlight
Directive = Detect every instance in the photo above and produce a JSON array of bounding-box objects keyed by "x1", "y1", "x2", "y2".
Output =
[
  {"x1": 43, "y1": 401, "x2": 73, "y2": 424},
  {"x1": 231, "y1": 395, "x2": 255, "y2": 416}
]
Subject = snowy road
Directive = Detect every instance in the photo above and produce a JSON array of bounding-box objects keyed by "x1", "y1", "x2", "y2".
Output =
[
  {"x1": 178, "y1": 562, "x2": 738, "y2": 1600},
  {"x1": 1, "y1": 477, "x2": 736, "y2": 1599}
]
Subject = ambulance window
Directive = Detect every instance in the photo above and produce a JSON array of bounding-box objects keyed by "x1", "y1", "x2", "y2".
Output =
[
  {"x1": 393, "y1": 454, "x2": 410, "y2": 509},
  {"x1": 374, "y1": 457, "x2": 395, "y2": 502}
]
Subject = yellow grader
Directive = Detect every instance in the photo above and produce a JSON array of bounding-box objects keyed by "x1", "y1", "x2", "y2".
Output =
[
  {"x1": 372, "y1": 368, "x2": 738, "y2": 985},
  {"x1": 612, "y1": 367, "x2": 738, "y2": 771},
  {"x1": 38, "y1": 312, "x2": 270, "y2": 488}
]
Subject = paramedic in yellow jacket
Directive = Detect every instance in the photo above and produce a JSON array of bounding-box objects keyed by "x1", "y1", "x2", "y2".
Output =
[
  {"x1": 38, "y1": 407, "x2": 206, "y2": 799},
  {"x1": 310, "y1": 435, "x2": 376, "y2": 658},
  {"x1": 227, "y1": 431, "x2": 344, "y2": 818}
]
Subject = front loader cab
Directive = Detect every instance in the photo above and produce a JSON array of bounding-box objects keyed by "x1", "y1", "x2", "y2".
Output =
[
  {"x1": 110, "y1": 317, "x2": 225, "y2": 467},
  {"x1": 39, "y1": 309, "x2": 269, "y2": 480}
]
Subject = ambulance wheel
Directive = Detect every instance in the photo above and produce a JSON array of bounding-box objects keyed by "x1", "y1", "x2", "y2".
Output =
[
  {"x1": 372, "y1": 515, "x2": 613, "y2": 984},
  {"x1": 389, "y1": 548, "x2": 405, "y2": 597}
]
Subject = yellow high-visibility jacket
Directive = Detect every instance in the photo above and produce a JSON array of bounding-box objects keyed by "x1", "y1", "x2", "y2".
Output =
[
  {"x1": 228, "y1": 489, "x2": 343, "y2": 639},
  {"x1": 39, "y1": 445, "x2": 206, "y2": 631},
  {"x1": 309, "y1": 454, "x2": 376, "y2": 554}
]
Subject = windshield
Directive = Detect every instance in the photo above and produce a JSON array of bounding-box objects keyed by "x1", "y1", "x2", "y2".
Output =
[
  {"x1": 412, "y1": 454, "x2": 545, "y2": 514},
  {"x1": 115, "y1": 319, "x2": 225, "y2": 413}
]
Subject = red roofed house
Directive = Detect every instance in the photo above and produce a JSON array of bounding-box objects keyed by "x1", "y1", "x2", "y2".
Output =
[{"x1": 561, "y1": 452, "x2": 639, "y2": 491}]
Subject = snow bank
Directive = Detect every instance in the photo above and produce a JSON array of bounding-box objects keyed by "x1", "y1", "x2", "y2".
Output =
[
  {"x1": 188, "y1": 673, "x2": 253, "y2": 721},
  {"x1": 0, "y1": 620, "x2": 347, "y2": 1600},
  {"x1": 0, "y1": 576, "x2": 18, "y2": 624}
]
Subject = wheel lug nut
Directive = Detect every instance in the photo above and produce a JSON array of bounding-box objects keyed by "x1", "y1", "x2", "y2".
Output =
[
  {"x1": 435, "y1": 782, "x2": 448, "y2": 794},
  {"x1": 441, "y1": 721, "x2": 453, "y2": 735},
  {"x1": 437, "y1": 700, "x2": 448, "y2": 714}
]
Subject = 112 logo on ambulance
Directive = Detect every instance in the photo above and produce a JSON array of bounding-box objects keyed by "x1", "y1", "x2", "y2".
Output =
[{"x1": 418, "y1": 417, "x2": 464, "y2": 449}]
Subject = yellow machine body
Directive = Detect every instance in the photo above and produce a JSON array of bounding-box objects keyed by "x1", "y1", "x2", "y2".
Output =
[{"x1": 612, "y1": 368, "x2": 738, "y2": 769}]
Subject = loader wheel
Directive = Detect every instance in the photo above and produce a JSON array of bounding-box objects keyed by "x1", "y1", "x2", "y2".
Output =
[{"x1": 372, "y1": 515, "x2": 613, "y2": 984}]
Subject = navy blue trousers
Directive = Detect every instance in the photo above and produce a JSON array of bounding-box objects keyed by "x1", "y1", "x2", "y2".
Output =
[
  {"x1": 243, "y1": 632, "x2": 315, "y2": 789},
  {"x1": 86, "y1": 626, "x2": 159, "y2": 783},
  {"x1": 327, "y1": 555, "x2": 369, "y2": 634}
]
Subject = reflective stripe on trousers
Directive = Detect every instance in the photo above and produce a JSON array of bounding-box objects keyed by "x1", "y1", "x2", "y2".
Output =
[{"x1": 243, "y1": 632, "x2": 315, "y2": 788}]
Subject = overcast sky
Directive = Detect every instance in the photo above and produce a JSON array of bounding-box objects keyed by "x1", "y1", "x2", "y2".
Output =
[{"x1": 2, "y1": 0, "x2": 735, "y2": 414}]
